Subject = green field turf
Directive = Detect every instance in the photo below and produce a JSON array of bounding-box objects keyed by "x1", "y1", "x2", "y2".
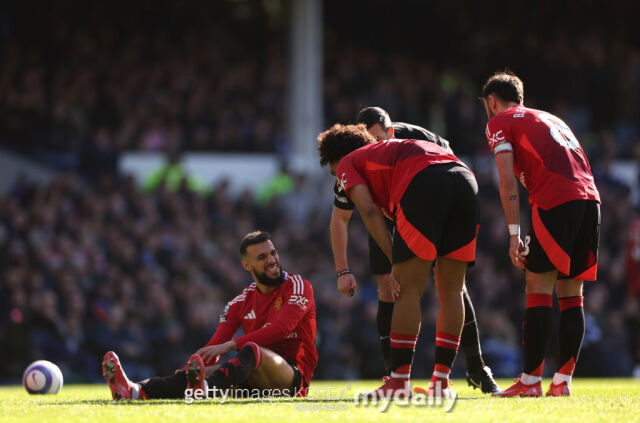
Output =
[{"x1": 1, "y1": 379, "x2": 639, "y2": 423}]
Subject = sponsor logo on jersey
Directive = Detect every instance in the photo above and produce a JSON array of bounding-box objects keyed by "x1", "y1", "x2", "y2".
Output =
[
  {"x1": 337, "y1": 173, "x2": 348, "y2": 193},
  {"x1": 286, "y1": 332, "x2": 298, "y2": 339},
  {"x1": 288, "y1": 295, "x2": 309, "y2": 310},
  {"x1": 489, "y1": 129, "x2": 505, "y2": 145},
  {"x1": 243, "y1": 310, "x2": 256, "y2": 320}
]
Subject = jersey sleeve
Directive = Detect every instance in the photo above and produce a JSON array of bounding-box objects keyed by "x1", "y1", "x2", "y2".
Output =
[
  {"x1": 234, "y1": 276, "x2": 314, "y2": 349},
  {"x1": 335, "y1": 155, "x2": 367, "y2": 200},
  {"x1": 333, "y1": 180, "x2": 355, "y2": 210},
  {"x1": 485, "y1": 116, "x2": 514, "y2": 155},
  {"x1": 202, "y1": 299, "x2": 242, "y2": 364}
]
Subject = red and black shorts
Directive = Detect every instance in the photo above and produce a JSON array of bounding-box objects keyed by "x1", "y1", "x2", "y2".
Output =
[
  {"x1": 524, "y1": 200, "x2": 600, "y2": 280},
  {"x1": 392, "y1": 162, "x2": 479, "y2": 264}
]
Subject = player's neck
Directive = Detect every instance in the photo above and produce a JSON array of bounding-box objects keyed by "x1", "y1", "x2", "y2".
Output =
[
  {"x1": 498, "y1": 102, "x2": 520, "y2": 113},
  {"x1": 255, "y1": 281, "x2": 278, "y2": 294}
]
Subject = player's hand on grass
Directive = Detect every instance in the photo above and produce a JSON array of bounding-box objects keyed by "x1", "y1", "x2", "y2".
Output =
[
  {"x1": 338, "y1": 273, "x2": 357, "y2": 297},
  {"x1": 509, "y1": 235, "x2": 526, "y2": 269},
  {"x1": 196, "y1": 341, "x2": 236, "y2": 364}
]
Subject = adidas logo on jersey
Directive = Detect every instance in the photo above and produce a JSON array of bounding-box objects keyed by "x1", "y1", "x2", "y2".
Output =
[{"x1": 243, "y1": 310, "x2": 256, "y2": 320}]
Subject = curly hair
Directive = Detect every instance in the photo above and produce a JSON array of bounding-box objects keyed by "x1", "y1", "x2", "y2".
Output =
[{"x1": 317, "y1": 124, "x2": 375, "y2": 166}]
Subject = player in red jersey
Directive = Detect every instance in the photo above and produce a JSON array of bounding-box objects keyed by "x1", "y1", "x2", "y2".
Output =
[
  {"x1": 101, "y1": 231, "x2": 317, "y2": 400},
  {"x1": 329, "y1": 107, "x2": 498, "y2": 394},
  {"x1": 318, "y1": 124, "x2": 480, "y2": 399},
  {"x1": 481, "y1": 72, "x2": 601, "y2": 397},
  {"x1": 625, "y1": 216, "x2": 640, "y2": 376}
]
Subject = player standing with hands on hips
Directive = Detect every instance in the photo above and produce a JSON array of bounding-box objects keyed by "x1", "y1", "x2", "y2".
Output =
[{"x1": 481, "y1": 71, "x2": 601, "y2": 397}]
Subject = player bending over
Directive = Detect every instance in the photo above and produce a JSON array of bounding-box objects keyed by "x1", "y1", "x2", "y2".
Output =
[
  {"x1": 319, "y1": 124, "x2": 480, "y2": 398},
  {"x1": 329, "y1": 106, "x2": 498, "y2": 393},
  {"x1": 481, "y1": 71, "x2": 600, "y2": 397},
  {"x1": 102, "y1": 231, "x2": 317, "y2": 400}
]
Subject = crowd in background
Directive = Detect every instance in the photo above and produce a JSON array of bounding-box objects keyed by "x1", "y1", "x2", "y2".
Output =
[
  {"x1": 1, "y1": 1, "x2": 639, "y2": 169},
  {"x1": 0, "y1": 0, "x2": 289, "y2": 180},
  {"x1": 0, "y1": 167, "x2": 638, "y2": 382},
  {"x1": 1, "y1": 0, "x2": 639, "y2": 382}
]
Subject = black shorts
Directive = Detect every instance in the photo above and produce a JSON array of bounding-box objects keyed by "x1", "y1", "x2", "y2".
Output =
[
  {"x1": 368, "y1": 219, "x2": 394, "y2": 275},
  {"x1": 392, "y1": 163, "x2": 479, "y2": 264},
  {"x1": 288, "y1": 361, "x2": 305, "y2": 396},
  {"x1": 524, "y1": 200, "x2": 600, "y2": 280},
  {"x1": 236, "y1": 360, "x2": 305, "y2": 397}
]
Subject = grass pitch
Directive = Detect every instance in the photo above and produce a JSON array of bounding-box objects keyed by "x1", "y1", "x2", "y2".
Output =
[{"x1": 1, "y1": 379, "x2": 639, "y2": 423}]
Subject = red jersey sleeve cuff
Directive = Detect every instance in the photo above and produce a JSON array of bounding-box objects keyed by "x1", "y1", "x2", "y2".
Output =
[{"x1": 234, "y1": 335, "x2": 251, "y2": 350}]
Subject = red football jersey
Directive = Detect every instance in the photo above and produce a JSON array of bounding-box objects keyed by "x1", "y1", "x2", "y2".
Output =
[
  {"x1": 485, "y1": 106, "x2": 600, "y2": 209},
  {"x1": 204, "y1": 271, "x2": 317, "y2": 389},
  {"x1": 335, "y1": 139, "x2": 465, "y2": 217},
  {"x1": 626, "y1": 217, "x2": 640, "y2": 295}
]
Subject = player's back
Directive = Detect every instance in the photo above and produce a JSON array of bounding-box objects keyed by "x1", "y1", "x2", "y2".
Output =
[
  {"x1": 486, "y1": 106, "x2": 600, "y2": 209},
  {"x1": 392, "y1": 122, "x2": 452, "y2": 152},
  {"x1": 337, "y1": 139, "x2": 464, "y2": 215}
]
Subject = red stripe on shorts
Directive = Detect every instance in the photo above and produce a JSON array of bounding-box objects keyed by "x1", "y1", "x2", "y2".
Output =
[
  {"x1": 395, "y1": 205, "x2": 437, "y2": 261},
  {"x1": 572, "y1": 263, "x2": 597, "y2": 281},
  {"x1": 532, "y1": 206, "x2": 570, "y2": 275},
  {"x1": 443, "y1": 225, "x2": 478, "y2": 262}
]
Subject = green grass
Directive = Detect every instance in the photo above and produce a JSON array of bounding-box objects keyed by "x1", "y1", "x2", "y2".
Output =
[{"x1": 1, "y1": 379, "x2": 639, "y2": 423}]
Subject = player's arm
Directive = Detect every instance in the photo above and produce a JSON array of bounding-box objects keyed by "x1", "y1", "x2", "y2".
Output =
[
  {"x1": 494, "y1": 151, "x2": 526, "y2": 269},
  {"x1": 349, "y1": 185, "x2": 392, "y2": 262},
  {"x1": 196, "y1": 303, "x2": 242, "y2": 365},
  {"x1": 330, "y1": 206, "x2": 353, "y2": 272},
  {"x1": 330, "y1": 206, "x2": 359, "y2": 297},
  {"x1": 233, "y1": 281, "x2": 314, "y2": 348}
]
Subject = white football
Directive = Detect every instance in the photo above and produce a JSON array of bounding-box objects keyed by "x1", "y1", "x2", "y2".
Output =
[{"x1": 23, "y1": 360, "x2": 64, "y2": 395}]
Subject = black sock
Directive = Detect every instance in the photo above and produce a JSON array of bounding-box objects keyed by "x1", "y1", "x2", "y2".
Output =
[
  {"x1": 137, "y1": 372, "x2": 187, "y2": 399},
  {"x1": 523, "y1": 294, "x2": 553, "y2": 376},
  {"x1": 377, "y1": 301, "x2": 394, "y2": 375},
  {"x1": 557, "y1": 296, "x2": 585, "y2": 375},
  {"x1": 434, "y1": 331, "x2": 461, "y2": 378},
  {"x1": 388, "y1": 332, "x2": 418, "y2": 378},
  {"x1": 207, "y1": 344, "x2": 258, "y2": 390},
  {"x1": 460, "y1": 290, "x2": 485, "y2": 373}
]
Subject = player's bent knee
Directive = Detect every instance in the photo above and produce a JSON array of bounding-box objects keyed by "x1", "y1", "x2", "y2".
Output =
[{"x1": 240, "y1": 342, "x2": 262, "y2": 371}]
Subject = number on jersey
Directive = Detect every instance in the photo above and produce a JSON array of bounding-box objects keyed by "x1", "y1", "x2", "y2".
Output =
[{"x1": 539, "y1": 113, "x2": 580, "y2": 150}]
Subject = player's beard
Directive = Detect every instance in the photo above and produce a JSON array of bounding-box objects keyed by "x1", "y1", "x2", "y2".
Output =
[{"x1": 253, "y1": 265, "x2": 285, "y2": 287}]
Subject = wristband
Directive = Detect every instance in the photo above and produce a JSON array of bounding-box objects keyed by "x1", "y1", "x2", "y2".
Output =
[
  {"x1": 508, "y1": 224, "x2": 520, "y2": 236},
  {"x1": 336, "y1": 269, "x2": 351, "y2": 277}
]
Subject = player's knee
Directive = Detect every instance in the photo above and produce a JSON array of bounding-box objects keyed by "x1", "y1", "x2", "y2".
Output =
[
  {"x1": 435, "y1": 282, "x2": 464, "y2": 300},
  {"x1": 239, "y1": 342, "x2": 262, "y2": 370}
]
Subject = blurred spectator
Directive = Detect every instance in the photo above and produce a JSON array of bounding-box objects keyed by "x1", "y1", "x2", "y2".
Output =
[
  {"x1": 0, "y1": 166, "x2": 636, "y2": 382},
  {"x1": 0, "y1": 1, "x2": 289, "y2": 178},
  {"x1": 0, "y1": 0, "x2": 639, "y2": 382}
]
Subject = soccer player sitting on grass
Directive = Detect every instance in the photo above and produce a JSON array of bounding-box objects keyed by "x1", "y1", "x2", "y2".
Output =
[
  {"x1": 102, "y1": 231, "x2": 318, "y2": 400},
  {"x1": 318, "y1": 124, "x2": 480, "y2": 398}
]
